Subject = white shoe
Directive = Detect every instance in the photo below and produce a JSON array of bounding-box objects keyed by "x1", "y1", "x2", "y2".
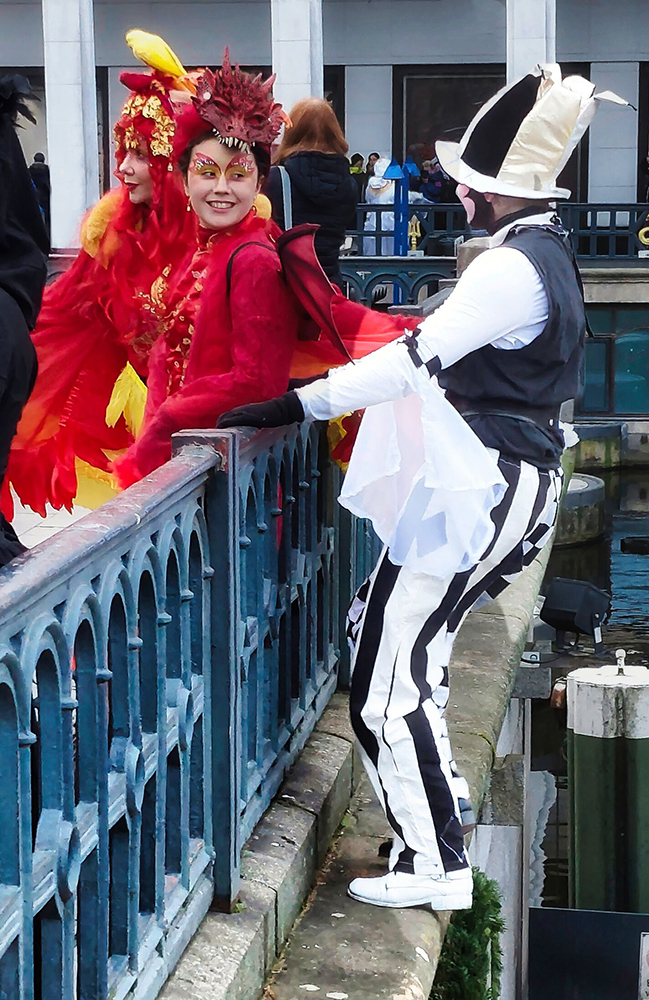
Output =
[{"x1": 348, "y1": 867, "x2": 473, "y2": 911}]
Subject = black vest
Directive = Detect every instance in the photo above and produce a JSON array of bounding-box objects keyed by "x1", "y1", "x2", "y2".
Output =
[
  {"x1": 440, "y1": 223, "x2": 585, "y2": 408},
  {"x1": 439, "y1": 223, "x2": 586, "y2": 469}
]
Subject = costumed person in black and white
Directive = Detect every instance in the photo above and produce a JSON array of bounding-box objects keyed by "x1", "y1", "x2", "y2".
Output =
[
  {"x1": 0, "y1": 76, "x2": 48, "y2": 567},
  {"x1": 218, "y1": 66, "x2": 628, "y2": 911}
]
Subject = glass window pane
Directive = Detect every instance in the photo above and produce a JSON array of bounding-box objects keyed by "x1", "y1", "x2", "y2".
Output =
[
  {"x1": 614, "y1": 331, "x2": 649, "y2": 414},
  {"x1": 581, "y1": 340, "x2": 608, "y2": 412},
  {"x1": 586, "y1": 307, "x2": 613, "y2": 335},
  {"x1": 614, "y1": 307, "x2": 649, "y2": 333},
  {"x1": 405, "y1": 72, "x2": 504, "y2": 159}
]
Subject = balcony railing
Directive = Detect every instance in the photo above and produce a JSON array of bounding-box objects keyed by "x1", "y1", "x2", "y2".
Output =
[
  {"x1": 340, "y1": 202, "x2": 649, "y2": 307},
  {"x1": 0, "y1": 424, "x2": 368, "y2": 1000}
]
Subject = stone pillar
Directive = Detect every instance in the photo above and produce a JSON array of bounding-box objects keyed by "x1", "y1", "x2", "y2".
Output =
[
  {"x1": 271, "y1": 0, "x2": 324, "y2": 114},
  {"x1": 345, "y1": 66, "x2": 392, "y2": 161},
  {"x1": 506, "y1": 0, "x2": 556, "y2": 83},
  {"x1": 588, "y1": 62, "x2": 639, "y2": 203},
  {"x1": 42, "y1": 0, "x2": 100, "y2": 248}
]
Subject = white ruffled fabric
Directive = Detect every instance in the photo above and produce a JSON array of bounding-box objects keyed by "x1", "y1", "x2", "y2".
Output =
[{"x1": 336, "y1": 366, "x2": 508, "y2": 579}]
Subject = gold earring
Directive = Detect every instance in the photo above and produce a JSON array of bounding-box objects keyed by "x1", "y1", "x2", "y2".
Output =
[{"x1": 186, "y1": 197, "x2": 192, "y2": 212}]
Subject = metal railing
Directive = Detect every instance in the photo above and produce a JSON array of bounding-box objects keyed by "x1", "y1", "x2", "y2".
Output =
[
  {"x1": 559, "y1": 203, "x2": 648, "y2": 260},
  {"x1": 340, "y1": 202, "x2": 649, "y2": 307},
  {"x1": 0, "y1": 423, "x2": 362, "y2": 1000},
  {"x1": 345, "y1": 202, "x2": 649, "y2": 258},
  {"x1": 339, "y1": 255, "x2": 456, "y2": 307},
  {"x1": 346, "y1": 203, "x2": 470, "y2": 257}
]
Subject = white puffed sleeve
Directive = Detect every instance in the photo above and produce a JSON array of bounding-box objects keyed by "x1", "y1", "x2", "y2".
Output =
[{"x1": 296, "y1": 339, "x2": 415, "y2": 421}]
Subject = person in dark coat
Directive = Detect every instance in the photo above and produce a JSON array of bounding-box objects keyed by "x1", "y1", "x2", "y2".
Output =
[
  {"x1": 349, "y1": 152, "x2": 367, "y2": 201},
  {"x1": 264, "y1": 98, "x2": 358, "y2": 285},
  {"x1": 0, "y1": 75, "x2": 48, "y2": 566},
  {"x1": 28, "y1": 151, "x2": 51, "y2": 236}
]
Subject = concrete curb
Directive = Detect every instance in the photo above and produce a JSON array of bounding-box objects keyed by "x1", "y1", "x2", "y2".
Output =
[{"x1": 160, "y1": 694, "x2": 356, "y2": 1000}]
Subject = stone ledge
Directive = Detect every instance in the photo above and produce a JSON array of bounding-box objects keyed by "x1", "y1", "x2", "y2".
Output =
[
  {"x1": 160, "y1": 697, "x2": 355, "y2": 1000},
  {"x1": 279, "y1": 731, "x2": 353, "y2": 866}
]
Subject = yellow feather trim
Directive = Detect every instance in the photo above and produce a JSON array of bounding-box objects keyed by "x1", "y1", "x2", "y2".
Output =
[
  {"x1": 106, "y1": 363, "x2": 148, "y2": 437},
  {"x1": 254, "y1": 193, "x2": 272, "y2": 220},
  {"x1": 327, "y1": 415, "x2": 352, "y2": 473},
  {"x1": 74, "y1": 459, "x2": 119, "y2": 509},
  {"x1": 79, "y1": 189, "x2": 122, "y2": 260}
]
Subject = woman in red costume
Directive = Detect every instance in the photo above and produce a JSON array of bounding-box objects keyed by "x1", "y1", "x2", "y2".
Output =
[
  {"x1": 114, "y1": 54, "x2": 300, "y2": 485},
  {"x1": 3, "y1": 32, "x2": 195, "y2": 516}
]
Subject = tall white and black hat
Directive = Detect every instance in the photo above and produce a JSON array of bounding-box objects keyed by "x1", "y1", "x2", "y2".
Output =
[{"x1": 436, "y1": 64, "x2": 628, "y2": 200}]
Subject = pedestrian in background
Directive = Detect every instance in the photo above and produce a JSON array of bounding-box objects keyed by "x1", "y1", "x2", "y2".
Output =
[
  {"x1": 265, "y1": 97, "x2": 358, "y2": 286},
  {"x1": 363, "y1": 156, "x2": 431, "y2": 255},
  {"x1": 363, "y1": 156, "x2": 395, "y2": 255},
  {"x1": 420, "y1": 156, "x2": 444, "y2": 203},
  {"x1": 28, "y1": 151, "x2": 51, "y2": 237},
  {"x1": 366, "y1": 151, "x2": 380, "y2": 177},
  {"x1": 349, "y1": 152, "x2": 366, "y2": 200}
]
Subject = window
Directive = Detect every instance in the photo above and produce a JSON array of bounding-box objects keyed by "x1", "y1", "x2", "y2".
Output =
[{"x1": 580, "y1": 306, "x2": 649, "y2": 416}]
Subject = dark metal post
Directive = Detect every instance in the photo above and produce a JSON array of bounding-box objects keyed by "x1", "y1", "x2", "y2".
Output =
[{"x1": 336, "y1": 504, "x2": 353, "y2": 690}]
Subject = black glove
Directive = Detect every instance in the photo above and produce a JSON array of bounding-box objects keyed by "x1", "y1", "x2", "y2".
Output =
[{"x1": 217, "y1": 390, "x2": 306, "y2": 429}]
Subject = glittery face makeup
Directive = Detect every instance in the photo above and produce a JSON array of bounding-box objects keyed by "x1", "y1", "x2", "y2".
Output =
[
  {"x1": 186, "y1": 137, "x2": 260, "y2": 231},
  {"x1": 225, "y1": 153, "x2": 256, "y2": 179},
  {"x1": 188, "y1": 151, "x2": 256, "y2": 180}
]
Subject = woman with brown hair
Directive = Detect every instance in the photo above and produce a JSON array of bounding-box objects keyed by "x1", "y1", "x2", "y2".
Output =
[{"x1": 264, "y1": 97, "x2": 358, "y2": 286}]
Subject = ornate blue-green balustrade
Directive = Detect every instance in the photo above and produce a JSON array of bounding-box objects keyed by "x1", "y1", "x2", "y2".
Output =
[{"x1": 0, "y1": 423, "x2": 367, "y2": 1000}]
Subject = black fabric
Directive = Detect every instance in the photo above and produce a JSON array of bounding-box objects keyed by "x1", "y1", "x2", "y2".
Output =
[
  {"x1": 401, "y1": 708, "x2": 465, "y2": 873},
  {"x1": 445, "y1": 466, "x2": 554, "y2": 636},
  {"x1": 403, "y1": 330, "x2": 442, "y2": 378},
  {"x1": 479, "y1": 457, "x2": 522, "y2": 563},
  {"x1": 264, "y1": 151, "x2": 358, "y2": 281},
  {"x1": 349, "y1": 552, "x2": 410, "y2": 846},
  {"x1": 0, "y1": 287, "x2": 37, "y2": 568},
  {"x1": 440, "y1": 223, "x2": 586, "y2": 469},
  {"x1": 0, "y1": 110, "x2": 48, "y2": 329},
  {"x1": 462, "y1": 74, "x2": 541, "y2": 178},
  {"x1": 216, "y1": 390, "x2": 305, "y2": 429},
  {"x1": 461, "y1": 412, "x2": 565, "y2": 469}
]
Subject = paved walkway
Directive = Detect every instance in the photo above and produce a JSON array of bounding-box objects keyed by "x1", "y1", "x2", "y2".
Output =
[
  {"x1": 11, "y1": 499, "x2": 90, "y2": 550},
  {"x1": 268, "y1": 768, "x2": 448, "y2": 1000}
]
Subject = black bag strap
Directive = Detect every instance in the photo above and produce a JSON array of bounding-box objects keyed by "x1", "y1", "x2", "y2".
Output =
[{"x1": 225, "y1": 241, "x2": 277, "y2": 296}]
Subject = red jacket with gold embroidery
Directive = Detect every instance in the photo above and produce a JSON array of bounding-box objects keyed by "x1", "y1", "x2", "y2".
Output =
[{"x1": 115, "y1": 213, "x2": 299, "y2": 482}]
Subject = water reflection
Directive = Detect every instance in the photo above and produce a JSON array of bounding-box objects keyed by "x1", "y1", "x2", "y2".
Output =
[{"x1": 532, "y1": 469, "x2": 649, "y2": 907}]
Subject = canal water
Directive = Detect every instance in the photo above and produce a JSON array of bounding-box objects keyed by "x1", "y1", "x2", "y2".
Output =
[{"x1": 531, "y1": 469, "x2": 649, "y2": 908}]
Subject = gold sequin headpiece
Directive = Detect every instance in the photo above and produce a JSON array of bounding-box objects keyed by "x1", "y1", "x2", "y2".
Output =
[{"x1": 115, "y1": 73, "x2": 177, "y2": 160}]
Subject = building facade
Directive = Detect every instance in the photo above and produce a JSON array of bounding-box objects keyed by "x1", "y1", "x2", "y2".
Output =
[{"x1": 2, "y1": 0, "x2": 648, "y2": 245}]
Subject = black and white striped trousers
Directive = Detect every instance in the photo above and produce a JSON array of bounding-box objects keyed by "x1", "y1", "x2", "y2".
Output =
[{"x1": 348, "y1": 456, "x2": 563, "y2": 876}]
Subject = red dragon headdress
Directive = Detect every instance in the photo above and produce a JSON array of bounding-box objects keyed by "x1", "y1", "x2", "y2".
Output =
[{"x1": 173, "y1": 49, "x2": 289, "y2": 160}]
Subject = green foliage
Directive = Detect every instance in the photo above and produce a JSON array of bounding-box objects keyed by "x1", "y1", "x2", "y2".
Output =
[{"x1": 430, "y1": 868, "x2": 505, "y2": 1000}]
